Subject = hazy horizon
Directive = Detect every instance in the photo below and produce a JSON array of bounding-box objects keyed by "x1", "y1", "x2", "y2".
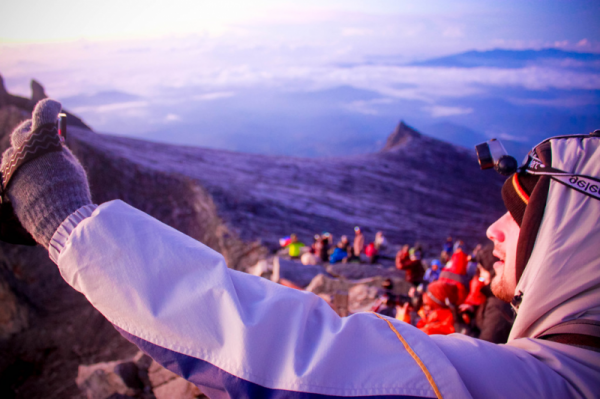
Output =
[{"x1": 1, "y1": 0, "x2": 599, "y2": 158}]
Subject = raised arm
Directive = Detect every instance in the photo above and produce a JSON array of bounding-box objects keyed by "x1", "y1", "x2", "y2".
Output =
[{"x1": 52, "y1": 199, "x2": 469, "y2": 398}]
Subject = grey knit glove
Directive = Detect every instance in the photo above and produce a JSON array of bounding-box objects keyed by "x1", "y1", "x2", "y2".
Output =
[{"x1": 0, "y1": 99, "x2": 92, "y2": 248}]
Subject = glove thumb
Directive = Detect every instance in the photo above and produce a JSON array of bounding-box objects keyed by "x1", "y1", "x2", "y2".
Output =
[{"x1": 11, "y1": 99, "x2": 62, "y2": 149}]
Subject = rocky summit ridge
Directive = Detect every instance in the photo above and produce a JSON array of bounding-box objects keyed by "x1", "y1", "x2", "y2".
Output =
[
  {"x1": 0, "y1": 77, "x2": 506, "y2": 398},
  {"x1": 381, "y1": 120, "x2": 422, "y2": 151}
]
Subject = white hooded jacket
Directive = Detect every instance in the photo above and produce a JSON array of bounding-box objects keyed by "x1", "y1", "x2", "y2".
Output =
[
  {"x1": 511, "y1": 136, "x2": 600, "y2": 341},
  {"x1": 47, "y1": 134, "x2": 600, "y2": 398}
]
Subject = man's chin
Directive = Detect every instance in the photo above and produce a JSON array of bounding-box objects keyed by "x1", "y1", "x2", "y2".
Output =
[{"x1": 491, "y1": 276, "x2": 513, "y2": 303}]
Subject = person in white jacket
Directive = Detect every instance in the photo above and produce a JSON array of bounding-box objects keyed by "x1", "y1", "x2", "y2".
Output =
[{"x1": 1, "y1": 99, "x2": 599, "y2": 398}]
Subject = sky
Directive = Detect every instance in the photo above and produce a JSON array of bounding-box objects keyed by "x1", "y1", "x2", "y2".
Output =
[
  {"x1": 2, "y1": 1, "x2": 599, "y2": 53},
  {"x1": 1, "y1": 0, "x2": 599, "y2": 157}
]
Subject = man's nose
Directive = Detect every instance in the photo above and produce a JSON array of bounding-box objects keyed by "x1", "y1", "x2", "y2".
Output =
[{"x1": 487, "y1": 213, "x2": 507, "y2": 243}]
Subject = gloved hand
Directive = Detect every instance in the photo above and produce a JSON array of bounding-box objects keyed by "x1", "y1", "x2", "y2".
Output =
[{"x1": 0, "y1": 99, "x2": 92, "y2": 248}]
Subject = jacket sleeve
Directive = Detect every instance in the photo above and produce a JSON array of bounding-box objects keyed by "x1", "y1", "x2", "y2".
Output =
[{"x1": 50, "y1": 201, "x2": 584, "y2": 399}]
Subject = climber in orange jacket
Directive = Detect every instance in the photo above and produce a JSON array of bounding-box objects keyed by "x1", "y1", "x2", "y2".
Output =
[{"x1": 417, "y1": 280, "x2": 459, "y2": 335}]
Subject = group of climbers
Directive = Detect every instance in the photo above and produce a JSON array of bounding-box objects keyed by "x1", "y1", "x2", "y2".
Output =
[
  {"x1": 283, "y1": 228, "x2": 513, "y2": 343},
  {"x1": 282, "y1": 227, "x2": 387, "y2": 265},
  {"x1": 377, "y1": 238, "x2": 514, "y2": 343}
]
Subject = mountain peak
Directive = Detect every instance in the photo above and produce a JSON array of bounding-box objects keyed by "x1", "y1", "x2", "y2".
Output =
[
  {"x1": 0, "y1": 74, "x2": 91, "y2": 131},
  {"x1": 382, "y1": 121, "x2": 421, "y2": 151}
]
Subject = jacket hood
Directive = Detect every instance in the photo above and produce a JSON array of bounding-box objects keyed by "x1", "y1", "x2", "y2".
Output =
[{"x1": 509, "y1": 134, "x2": 600, "y2": 341}]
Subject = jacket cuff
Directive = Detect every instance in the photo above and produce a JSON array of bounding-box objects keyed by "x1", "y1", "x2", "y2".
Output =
[{"x1": 49, "y1": 204, "x2": 98, "y2": 264}]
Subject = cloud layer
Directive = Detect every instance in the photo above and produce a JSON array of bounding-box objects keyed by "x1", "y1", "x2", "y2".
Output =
[{"x1": 1, "y1": 2, "x2": 598, "y2": 157}]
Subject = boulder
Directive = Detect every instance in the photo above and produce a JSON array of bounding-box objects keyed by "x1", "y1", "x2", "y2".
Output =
[
  {"x1": 348, "y1": 283, "x2": 380, "y2": 312},
  {"x1": 76, "y1": 353, "x2": 206, "y2": 399},
  {"x1": 305, "y1": 273, "x2": 411, "y2": 314},
  {"x1": 148, "y1": 360, "x2": 204, "y2": 399},
  {"x1": 133, "y1": 351, "x2": 153, "y2": 392},
  {"x1": 305, "y1": 273, "x2": 349, "y2": 296},
  {"x1": 147, "y1": 360, "x2": 179, "y2": 388},
  {"x1": 30, "y1": 80, "x2": 47, "y2": 103},
  {"x1": 76, "y1": 360, "x2": 140, "y2": 399},
  {"x1": 153, "y1": 376, "x2": 203, "y2": 399},
  {"x1": 276, "y1": 258, "x2": 329, "y2": 287},
  {"x1": 248, "y1": 259, "x2": 270, "y2": 277}
]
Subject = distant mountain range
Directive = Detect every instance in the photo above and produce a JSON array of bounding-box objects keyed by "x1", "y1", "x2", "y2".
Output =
[
  {"x1": 413, "y1": 48, "x2": 600, "y2": 69},
  {"x1": 4, "y1": 46, "x2": 599, "y2": 162},
  {"x1": 53, "y1": 48, "x2": 598, "y2": 160},
  {"x1": 350, "y1": 48, "x2": 600, "y2": 69}
]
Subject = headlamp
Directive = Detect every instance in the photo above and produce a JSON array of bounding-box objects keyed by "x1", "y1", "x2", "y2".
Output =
[
  {"x1": 58, "y1": 113, "x2": 67, "y2": 142},
  {"x1": 475, "y1": 139, "x2": 518, "y2": 176}
]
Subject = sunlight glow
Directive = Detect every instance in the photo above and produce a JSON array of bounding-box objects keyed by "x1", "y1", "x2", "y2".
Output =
[{"x1": 0, "y1": 0, "x2": 279, "y2": 42}]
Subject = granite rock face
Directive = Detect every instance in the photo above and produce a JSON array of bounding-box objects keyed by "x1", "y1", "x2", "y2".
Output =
[{"x1": 62, "y1": 118, "x2": 504, "y2": 253}]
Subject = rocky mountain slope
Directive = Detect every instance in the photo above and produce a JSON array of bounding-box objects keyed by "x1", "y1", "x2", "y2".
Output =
[
  {"x1": 0, "y1": 77, "x2": 505, "y2": 398},
  {"x1": 67, "y1": 117, "x2": 505, "y2": 253}
]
